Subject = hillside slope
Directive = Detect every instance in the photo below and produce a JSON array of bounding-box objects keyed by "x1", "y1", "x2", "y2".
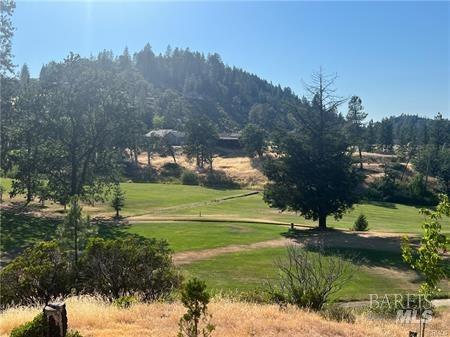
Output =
[{"x1": 1, "y1": 296, "x2": 448, "y2": 337}]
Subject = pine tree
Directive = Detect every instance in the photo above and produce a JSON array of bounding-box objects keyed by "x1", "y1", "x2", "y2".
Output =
[
  {"x1": 111, "y1": 184, "x2": 125, "y2": 218},
  {"x1": 57, "y1": 197, "x2": 96, "y2": 266},
  {"x1": 346, "y1": 96, "x2": 367, "y2": 169},
  {"x1": 263, "y1": 70, "x2": 361, "y2": 230},
  {"x1": 0, "y1": 0, "x2": 16, "y2": 75}
]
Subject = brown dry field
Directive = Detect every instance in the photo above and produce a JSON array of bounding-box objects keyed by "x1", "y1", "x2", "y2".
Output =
[
  {"x1": 139, "y1": 151, "x2": 267, "y2": 188},
  {"x1": 139, "y1": 150, "x2": 417, "y2": 188},
  {"x1": 1, "y1": 296, "x2": 449, "y2": 337}
]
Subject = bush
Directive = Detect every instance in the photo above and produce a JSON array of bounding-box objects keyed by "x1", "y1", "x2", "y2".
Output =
[
  {"x1": 161, "y1": 162, "x2": 183, "y2": 178},
  {"x1": 81, "y1": 237, "x2": 182, "y2": 301},
  {"x1": 266, "y1": 246, "x2": 353, "y2": 311},
  {"x1": 9, "y1": 312, "x2": 83, "y2": 337},
  {"x1": 366, "y1": 175, "x2": 437, "y2": 206},
  {"x1": 320, "y1": 304, "x2": 356, "y2": 323},
  {"x1": 113, "y1": 295, "x2": 138, "y2": 309},
  {"x1": 352, "y1": 214, "x2": 369, "y2": 231},
  {"x1": 10, "y1": 313, "x2": 46, "y2": 337},
  {"x1": 178, "y1": 278, "x2": 215, "y2": 337},
  {"x1": 0, "y1": 241, "x2": 72, "y2": 308},
  {"x1": 66, "y1": 331, "x2": 83, "y2": 337},
  {"x1": 201, "y1": 171, "x2": 239, "y2": 189},
  {"x1": 181, "y1": 171, "x2": 199, "y2": 185}
]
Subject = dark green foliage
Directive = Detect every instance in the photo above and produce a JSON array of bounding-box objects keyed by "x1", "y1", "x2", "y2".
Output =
[
  {"x1": 320, "y1": 304, "x2": 356, "y2": 323},
  {"x1": 240, "y1": 123, "x2": 266, "y2": 158},
  {"x1": 110, "y1": 184, "x2": 126, "y2": 218},
  {"x1": 0, "y1": 241, "x2": 72, "y2": 307},
  {"x1": 57, "y1": 197, "x2": 96, "y2": 266},
  {"x1": 181, "y1": 171, "x2": 199, "y2": 186},
  {"x1": 178, "y1": 278, "x2": 215, "y2": 337},
  {"x1": 266, "y1": 246, "x2": 353, "y2": 311},
  {"x1": 184, "y1": 116, "x2": 218, "y2": 171},
  {"x1": 402, "y1": 195, "x2": 450, "y2": 295},
  {"x1": 264, "y1": 71, "x2": 360, "y2": 229},
  {"x1": 379, "y1": 117, "x2": 394, "y2": 152},
  {"x1": 0, "y1": 0, "x2": 16, "y2": 76},
  {"x1": 345, "y1": 96, "x2": 367, "y2": 169},
  {"x1": 113, "y1": 295, "x2": 138, "y2": 309},
  {"x1": 352, "y1": 214, "x2": 369, "y2": 231},
  {"x1": 161, "y1": 162, "x2": 183, "y2": 178},
  {"x1": 9, "y1": 313, "x2": 83, "y2": 337},
  {"x1": 81, "y1": 237, "x2": 182, "y2": 300},
  {"x1": 66, "y1": 332, "x2": 83, "y2": 337},
  {"x1": 366, "y1": 173, "x2": 437, "y2": 206},
  {"x1": 201, "y1": 171, "x2": 239, "y2": 189},
  {"x1": 9, "y1": 313, "x2": 46, "y2": 337}
]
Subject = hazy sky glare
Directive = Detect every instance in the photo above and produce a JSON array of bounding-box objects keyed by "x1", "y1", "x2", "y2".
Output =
[{"x1": 11, "y1": 1, "x2": 449, "y2": 120}]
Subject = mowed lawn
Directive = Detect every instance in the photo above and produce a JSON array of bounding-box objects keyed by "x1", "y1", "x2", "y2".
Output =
[
  {"x1": 182, "y1": 246, "x2": 450, "y2": 301},
  {"x1": 119, "y1": 221, "x2": 288, "y2": 252},
  {"x1": 160, "y1": 193, "x2": 450, "y2": 234},
  {"x1": 1, "y1": 177, "x2": 449, "y2": 234}
]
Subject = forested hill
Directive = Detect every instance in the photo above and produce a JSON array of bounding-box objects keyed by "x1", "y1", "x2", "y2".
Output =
[
  {"x1": 37, "y1": 44, "x2": 302, "y2": 131},
  {"x1": 133, "y1": 44, "x2": 301, "y2": 130}
]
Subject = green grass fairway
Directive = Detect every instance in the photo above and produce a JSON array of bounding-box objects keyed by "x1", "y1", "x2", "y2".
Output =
[
  {"x1": 112, "y1": 183, "x2": 252, "y2": 216},
  {"x1": 160, "y1": 193, "x2": 450, "y2": 234},
  {"x1": 105, "y1": 221, "x2": 289, "y2": 252},
  {"x1": 182, "y1": 247, "x2": 437, "y2": 301}
]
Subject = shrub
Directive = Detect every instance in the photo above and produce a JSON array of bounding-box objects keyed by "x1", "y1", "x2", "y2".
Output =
[
  {"x1": 266, "y1": 246, "x2": 353, "y2": 311},
  {"x1": 181, "y1": 171, "x2": 199, "y2": 186},
  {"x1": 66, "y1": 331, "x2": 83, "y2": 337},
  {"x1": 0, "y1": 241, "x2": 72, "y2": 308},
  {"x1": 352, "y1": 214, "x2": 369, "y2": 231},
  {"x1": 161, "y1": 162, "x2": 183, "y2": 178},
  {"x1": 113, "y1": 295, "x2": 138, "y2": 309},
  {"x1": 81, "y1": 237, "x2": 182, "y2": 301},
  {"x1": 9, "y1": 312, "x2": 83, "y2": 337},
  {"x1": 178, "y1": 278, "x2": 215, "y2": 337},
  {"x1": 320, "y1": 304, "x2": 356, "y2": 323},
  {"x1": 201, "y1": 171, "x2": 239, "y2": 189},
  {"x1": 10, "y1": 313, "x2": 46, "y2": 337},
  {"x1": 110, "y1": 184, "x2": 125, "y2": 218}
]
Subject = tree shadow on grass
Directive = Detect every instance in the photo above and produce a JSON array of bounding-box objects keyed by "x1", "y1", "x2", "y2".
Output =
[
  {"x1": 282, "y1": 227, "x2": 416, "y2": 271},
  {"x1": 0, "y1": 207, "x2": 59, "y2": 260},
  {"x1": 364, "y1": 200, "x2": 397, "y2": 209}
]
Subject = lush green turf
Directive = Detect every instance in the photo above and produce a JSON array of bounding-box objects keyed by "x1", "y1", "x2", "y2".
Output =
[
  {"x1": 182, "y1": 246, "x2": 440, "y2": 301},
  {"x1": 0, "y1": 209, "x2": 59, "y2": 255},
  {"x1": 2, "y1": 177, "x2": 448, "y2": 234},
  {"x1": 110, "y1": 183, "x2": 252, "y2": 216},
  {"x1": 160, "y1": 193, "x2": 450, "y2": 234},
  {"x1": 120, "y1": 221, "x2": 288, "y2": 252}
]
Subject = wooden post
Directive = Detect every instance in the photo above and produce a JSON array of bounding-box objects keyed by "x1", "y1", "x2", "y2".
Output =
[
  {"x1": 43, "y1": 302, "x2": 67, "y2": 337},
  {"x1": 290, "y1": 223, "x2": 294, "y2": 230}
]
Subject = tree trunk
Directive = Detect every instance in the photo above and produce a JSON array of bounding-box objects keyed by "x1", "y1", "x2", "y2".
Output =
[
  {"x1": 116, "y1": 209, "x2": 119, "y2": 218},
  {"x1": 359, "y1": 147, "x2": 363, "y2": 170},
  {"x1": 318, "y1": 213, "x2": 327, "y2": 230}
]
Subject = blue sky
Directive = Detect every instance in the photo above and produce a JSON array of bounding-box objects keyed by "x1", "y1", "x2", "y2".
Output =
[{"x1": 12, "y1": 1, "x2": 449, "y2": 120}]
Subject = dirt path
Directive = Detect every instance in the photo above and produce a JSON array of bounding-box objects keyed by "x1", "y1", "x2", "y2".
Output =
[
  {"x1": 172, "y1": 229, "x2": 417, "y2": 265},
  {"x1": 173, "y1": 238, "x2": 293, "y2": 265}
]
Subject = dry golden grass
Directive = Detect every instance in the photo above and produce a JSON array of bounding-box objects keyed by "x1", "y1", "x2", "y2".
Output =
[
  {"x1": 1, "y1": 296, "x2": 449, "y2": 337},
  {"x1": 139, "y1": 151, "x2": 267, "y2": 188}
]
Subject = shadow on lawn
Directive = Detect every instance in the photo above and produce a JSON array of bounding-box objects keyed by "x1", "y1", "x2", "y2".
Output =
[
  {"x1": 282, "y1": 227, "x2": 415, "y2": 271},
  {"x1": 0, "y1": 206, "x2": 59, "y2": 259}
]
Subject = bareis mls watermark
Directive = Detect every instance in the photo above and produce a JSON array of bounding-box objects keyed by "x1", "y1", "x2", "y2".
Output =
[{"x1": 369, "y1": 293, "x2": 433, "y2": 324}]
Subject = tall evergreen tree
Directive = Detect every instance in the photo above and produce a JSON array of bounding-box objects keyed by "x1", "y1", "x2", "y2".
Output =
[
  {"x1": 0, "y1": 0, "x2": 16, "y2": 75},
  {"x1": 57, "y1": 197, "x2": 96, "y2": 267},
  {"x1": 379, "y1": 118, "x2": 394, "y2": 152},
  {"x1": 263, "y1": 71, "x2": 360, "y2": 229},
  {"x1": 346, "y1": 96, "x2": 367, "y2": 169}
]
